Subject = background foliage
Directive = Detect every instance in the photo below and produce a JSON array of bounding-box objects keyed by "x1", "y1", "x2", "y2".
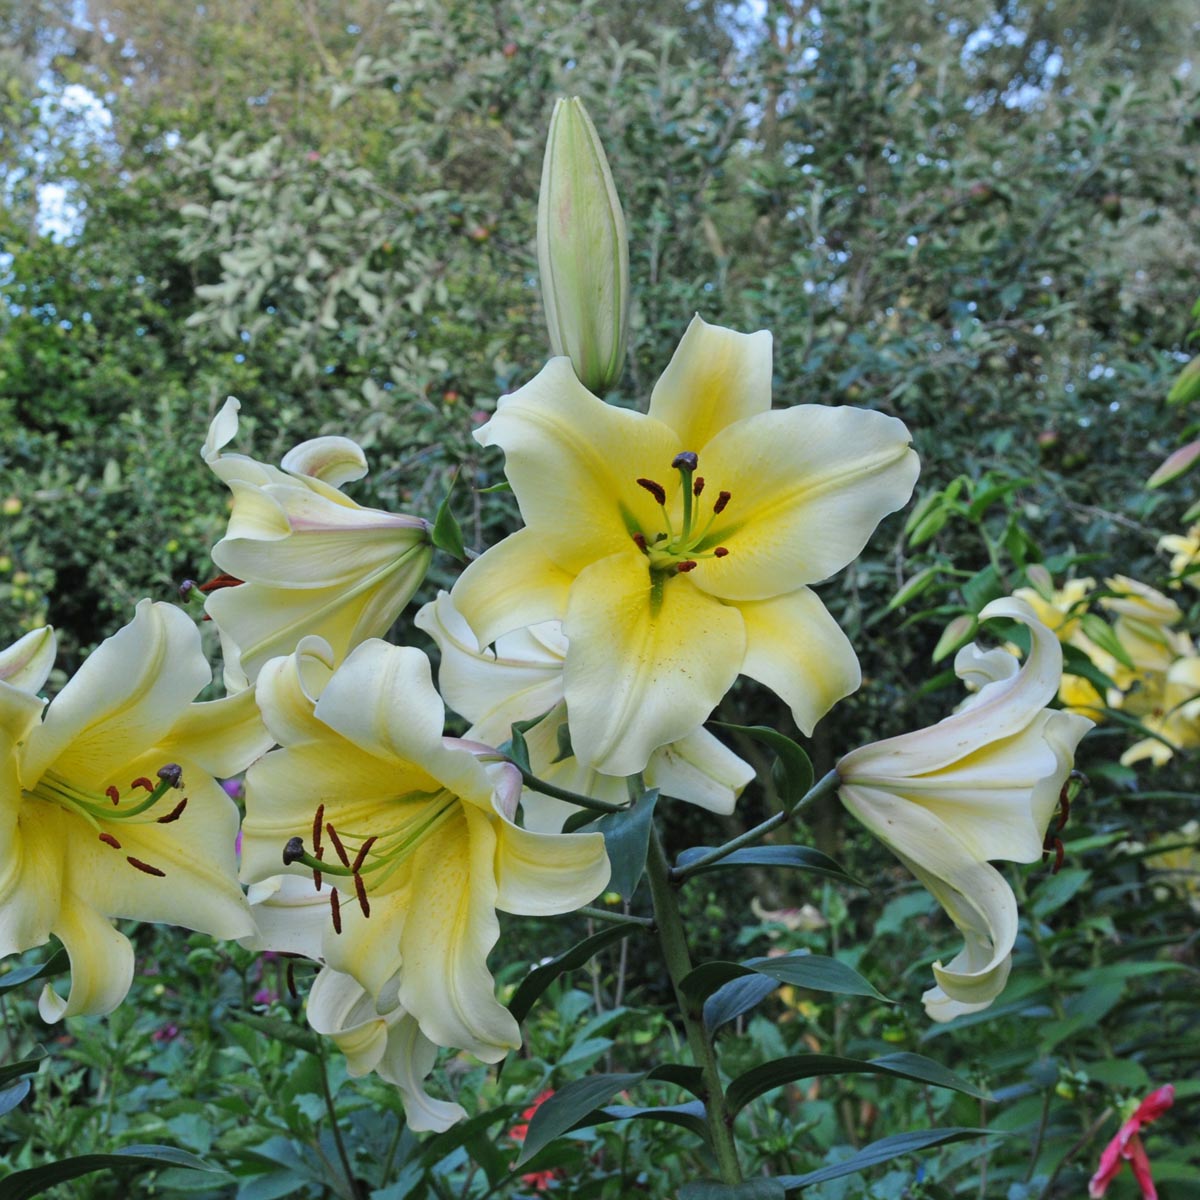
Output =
[{"x1": 1, "y1": 0, "x2": 1198, "y2": 1196}]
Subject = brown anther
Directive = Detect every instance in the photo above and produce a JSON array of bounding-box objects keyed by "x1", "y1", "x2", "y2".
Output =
[
  {"x1": 693, "y1": 476, "x2": 705, "y2": 497},
  {"x1": 713, "y1": 490, "x2": 731, "y2": 514},
  {"x1": 636, "y1": 477, "x2": 667, "y2": 505},
  {"x1": 672, "y1": 451, "x2": 699, "y2": 471},
  {"x1": 676, "y1": 560, "x2": 698, "y2": 573},
  {"x1": 326, "y1": 822, "x2": 351, "y2": 868},
  {"x1": 713, "y1": 546, "x2": 729, "y2": 558},
  {"x1": 286, "y1": 961, "x2": 298, "y2": 1000},
  {"x1": 312, "y1": 803, "x2": 325, "y2": 855},
  {"x1": 127, "y1": 856, "x2": 166, "y2": 878},
  {"x1": 1057, "y1": 790, "x2": 1071, "y2": 832},
  {"x1": 352, "y1": 836, "x2": 377, "y2": 873},
  {"x1": 354, "y1": 872, "x2": 371, "y2": 918},
  {"x1": 156, "y1": 763, "x2": 183, "y2": 789},
  {"x1": 98, "y1": 832, "x2": 122, "y2": 850},
  {"x1": 282, "y1": 836, "x2": 306, "y2": 865},
  {"x1": 329, "y1": 889, "x2": 342, "y2": 934},
  {"x1": 197, "y1": 572, "x2": 244, "y2": 594},
  {"x1": 156, "y1": 796, "x2": 188, "y2": 824},
  {"x1": 631, "y1": 532, "x2": 647, "y2": 552},
  {"x1": 1042, "y1": 832, "x2": 1065, "y2": 874},
  {"x1": 131, "y1": 777, "x2": 155, "y2": 793},
  {"x1": 106, "y1": 786, "x2": 121, "y2": 806},
  {"x1": 312, "y1": 867, "x2": 323, "y2": 890}
]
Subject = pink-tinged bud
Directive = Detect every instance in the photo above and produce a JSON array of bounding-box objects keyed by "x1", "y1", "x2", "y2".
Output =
[
  {"x1": 1167, "y1": 354, "x2": 1200, "y2": 406},
  {"x1": 1147, "y1": 438, "x2": 1200, "y2": 489},
  {"x1": 537, "y1": 97, "x2": 629, "y2": 395}
]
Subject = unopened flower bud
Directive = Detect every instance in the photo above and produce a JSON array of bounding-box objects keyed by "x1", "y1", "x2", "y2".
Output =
[
  {"x1": 1167, "y1": 354, "x2": 1200, "y2": 407},
  {"x1": 537, "y1": 97, "x2": 630, "y2": 395}
]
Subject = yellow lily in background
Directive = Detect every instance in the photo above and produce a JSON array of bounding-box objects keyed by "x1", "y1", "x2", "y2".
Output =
[
  {"x1": 1159, "y1": 524, "x2": 1200, "y2": 589},
  {"x1": 240, "y1": 637, "x2": 610, "y2": 1061},
  {"x1": 837, "y1": 597, "x2": 1093, "y2": 1022},
  {"x1": 415, "y1": 590, "x2": 755, "y2": 830},
  {"x1": 1119, "y1": 653, "x2": 1200, "y2": 767},
  {"x1": 202, "y1": 397, "x2": 432, "y2": 688},
  {"x1": 0, "y1": 601, "x2": 270, "y2": 1021},
  {"x1": 453, "y1": 315, "x2": 919, "y2": 774}
]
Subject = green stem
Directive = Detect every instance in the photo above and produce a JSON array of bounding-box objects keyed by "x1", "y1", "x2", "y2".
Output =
[
  {"x1": 645, "y1": 824, "x2": 743, "y2": 1185},
  {"x1": 671, "y1": 769, "x2": 841, "y2": 882},
  {"x1": 575, "y1": 905, "x2": 655, "y2": 928},
  {"x1": 482, "y1": 755, "x2": 627, "y2": 814},
  {"x1": 315, "y1": 1038, "x2": 363, "y2": 1200}
]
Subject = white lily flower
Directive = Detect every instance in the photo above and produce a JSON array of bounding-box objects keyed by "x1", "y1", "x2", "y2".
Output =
[
  {"x1": 240, "y1": 637, "x2": 610, "y2": 1061},
  {"x1": 202, "y1": 397, "x2": 432, "y2": 688},
  {"x1": 415, "y1": 591, "x2": 754, "y2": 831},
  {"x1": 837, "y1": 597, "x2": 1093, "y2": 1021},
  {"x1": 0, "y1": 602, "x2": 270, "y2": 1020}
]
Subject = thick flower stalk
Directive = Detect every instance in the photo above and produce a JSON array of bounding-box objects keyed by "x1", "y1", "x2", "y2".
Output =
[
  {"x1": 240, "y1": 637, "x2": 610, "y2": 1061},
  {"x1": 837, "y1": 597, "x2": 1093, "y2": 1021},
  {"x1": 0, "y1": 601, "x2": 269, "y2": 1021},
  {"x1": 452, "y1": 315, "x2": 919, "y2": 774},
  {"x1": 202, "y1": 397, "x2": 432, "y2": 688},
  {"x1": 415, "y1": 590, "x2": 754, "y2": 829}
]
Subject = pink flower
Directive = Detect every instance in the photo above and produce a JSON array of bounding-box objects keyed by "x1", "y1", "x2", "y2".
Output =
[{"x1": 1089, "y1": 1084, "x2": 1175, "y2": 1199}]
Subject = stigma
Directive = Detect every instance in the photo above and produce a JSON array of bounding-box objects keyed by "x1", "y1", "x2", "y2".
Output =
[{"x1": 629, "y1": 451, "x2": 733, "y2": 575}]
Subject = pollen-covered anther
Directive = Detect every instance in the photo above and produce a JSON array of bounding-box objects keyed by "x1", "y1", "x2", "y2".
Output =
[
  {"x1": 106, "y1": 786, "x2": 120, "y2": 805},
  {"x1": 156, "y1": 763, "x2": 184, "y2": 789},
  {"x1": 713, "y1": 490, "x2": 732, "y2": 515},
  {"x1": 354, "y1": 872, "x2": 371, "y2": 918},
  {"x1": 312, "y1": 804, "x2": 325, "y2": 855},
  {"x1": 131, "y1": 777, "x2": 155, "y2": 793},
  {"x1": 672, "y1": 450, "x2": 699, "y2": 471},
  {"x1": 329, "y1": 888, "x2": 342, "y2": 934},
  {"x1": 693, "y1": 476, "x2": 705, "y2": 497},
  {"x1": 713, "y1": 546, "x2": 729, "y2": 558},
  {"x1": 676, "y1": 560, "x2": 698, "y2": 573},
  {"x1": 127, "y1": 855, "x2": 166, "y2": 878},
  {"x1": 636, "y1": 477, "x2": 667, "y2": 505},
  {"x1": 326, "y1": 822, "x2": 351, "y2": 868},
  {"x1": 352, "y1": 835, "x2": 378, "y2": 873},
  {"x1": 98, "y1": 832, "x2": 122, "y2": 850},
  {"x1": 156, "y1": 796, "x2": 188, "y2": 824}
]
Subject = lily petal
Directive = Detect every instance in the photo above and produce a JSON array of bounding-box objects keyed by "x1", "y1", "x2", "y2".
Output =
[
  {"x1": 39, "y1": 892, "x2": 135, "y2": 1020},
  {"x1": 645, "y1": 726, "x2": 756, "y2": 816},
  {"x1": 160, "y1": 686, "x2": 273, "y2": 779},
  {"x1": 0, "y1": 627, "x2": 56, "y2": 694},
  {"x1": 281, "y1": 436, "x2": 369, "y2": 487},
  {"x1": 493, "y1": 806, "x2": 610, "y2": 915}
]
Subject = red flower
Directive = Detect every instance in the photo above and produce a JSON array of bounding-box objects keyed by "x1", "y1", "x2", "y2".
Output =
[
  {"x1": 508, "y1": 1090, "x2": 558, "y2": 1190},
  {"x1": 1089, "y1": 1084, "x2": 1175, "y2": 1200}
]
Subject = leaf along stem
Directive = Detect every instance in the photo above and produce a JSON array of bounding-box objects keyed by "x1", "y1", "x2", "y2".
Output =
[
  {"x1": 670, "y1": 768, "x2": 841, "y2": 882},
  {"x1": 575, "y1": 905, "x2": 655, "y2": 928}
]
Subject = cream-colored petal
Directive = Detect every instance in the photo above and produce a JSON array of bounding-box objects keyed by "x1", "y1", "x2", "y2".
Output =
[
  {"x1": 307, "y1": 967, "x2": 390, "y2": 1074},
  {"x1": 397, "y1": 805, "x2": 519, "y2": 1060},
  {"x1": 39, "y1": 893, "x2": 135, "y2": 1021},
  {"x1": 252, "y1": 636, "x2": 338, "y2": 747},
  {"x1": 562, "y1": 552, "x2": 745, "y2": 775},
  {"x1": 647, "y1": 315, "x2": 773, "y2": 449},
  {"x1": 645, "y1": 726, "x2": 755, "y2": 816},
  {"x1": 321, "y1": 884, "x2": 409, "y2": 1004},
  {"x1": 415, "y1": 592, "x2": 565, "y2": 746},
  {"x1": 476, "y1": 357, "x2": 679, "y2": 572},
  {"x1": 160, "y1": 686, "x2": 273, "y2": 779},
  {"x1": 493, "y1": 806, "x2": 609, "y2": 916},
  {"x1": 202, "y1": 397, "x2": 293, "y2": 487},
  {"x1": 377, "y1": 1010, "x2": 467, "y2": 1132},
  {"x1": 738, "y1": 587, "x2": 861, "y2": 735},
  {"x1": 688, "y1": 405, "x2": 919, "y2": 602},
  {"x1": 0, "y1": 803, "x2": 65, "y2": 959},
  {"x1": 282, "y1": 436, "x2": 369, "y2": 487},
  {"x1": 23, "y1": 600, "x2": 210, "y2": 786},
  {"x1": 450, "y1": 529, "x2": 575, "y2": 648},
  {"x1": 0, "y1": 626, "x2": 56, "y2": 694},
  {"x1": 242, "y1": 874, "x2": 332, "y2": 958}
]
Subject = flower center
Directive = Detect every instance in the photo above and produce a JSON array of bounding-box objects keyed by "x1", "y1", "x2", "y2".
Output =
[
  {"x1": 629, "y1": 451, "x2": 732, "y2": 577},
  {"x1": 281, "y1": 788, "x2": 460, "y2": 933},
  {"x1": 26, "y1": 764, "x2": 189, "y2": 877}
]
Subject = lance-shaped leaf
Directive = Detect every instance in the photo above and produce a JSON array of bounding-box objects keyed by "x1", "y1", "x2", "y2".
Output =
[
  {"x1": 675, "y1": 844, "x2": 862, "y2": 888},
  {"x1": 0, "y1": 1145, "x2": 220, "y2": 1200},
  {"x1": 681, "y1": 952, "x2": 889, "y2": 1005},
  {"x1": 713, "y1": 722, "x2": 813, "y2": 809},
  {"x1": 592, "y1": 788, "x2": 659, "y2": 898}
]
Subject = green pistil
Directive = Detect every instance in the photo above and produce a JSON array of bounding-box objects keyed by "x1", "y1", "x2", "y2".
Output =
[
  {"x1": 631, "y1": 452, "x2": 731, "y2": 576},
  {"x1": 29, "y1": 767, "x2": 183, "y2": 827}
]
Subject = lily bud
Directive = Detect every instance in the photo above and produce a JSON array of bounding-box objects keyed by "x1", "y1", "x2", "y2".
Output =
[{"x1": 537, "y1": 97, "x2": 629, "y2": 395}]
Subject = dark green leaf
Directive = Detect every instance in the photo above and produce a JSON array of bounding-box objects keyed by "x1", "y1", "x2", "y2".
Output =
[
  {"x1": 713, "y1": 724, "x2": 812, "y2": 809},
  {"x1": 431, "y1": 473, "x2": 466, "y2": 561},
  {"x1": 235, "y1": 1012, "x2": 319, "y2": 1054},
  {"x1": 0, "y1": 1145, "x2": 218, "y2": 1200},
  {"x1": 593, "y1": 789, "x2": 658, "y2": 898},
  {"x1": 0, "y1": 1079, "x2": 30, "y2": 1117},
  {"x1": 961, "y1": 564, "x2": 1003, "y2": 612},
  {"x1": 682, "y1": 954, "x2": 887, "y2": 1006},
  {"x1": 0, "y1": 1052, "x2": 47, "y2": 1088},
  {"x1": 418, "y1": 1106, "x2": 522, "y2": 1170},
  {"x1": 727, "y1": 1053, "x2": 988, "y2": 1114},
  {"x1": 778, "y1": 1128, "x2": 993, "y2": 1192},
  {"x1": 517, "y1": 1073, "x2": 649, "y2": 1165},
  {"x1": 587, "y1": 1101, "x2": 709, "y2": 1143},
  {"x1": 680, "y1": 1180, "x2": 786, "y2": 1200},
  {"x1": 0, "y1": 949, "x2": 68, "y2": 996},
  {"x1": 552, "y1": 721, "x2": 573, "y2": 764},
  {"x1": 704, "y1": 974, "x2": 780, "y2": 1033},
  {"x1": 508, "y1": 923, "x2": 645, "y2": 1025},
  {"x1": 674, "y1": 845, "x2": 862, "y2": 888}
]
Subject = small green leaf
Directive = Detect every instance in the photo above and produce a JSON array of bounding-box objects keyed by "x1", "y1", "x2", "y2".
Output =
[
  {"x1": 0, "y1": 1145, "x2": 220, "y2": 1200},
  {"x1": 508, "y1": 923, "x2": 645, "y2": 1025},
  {"x1": 552, "y1": 721, "x2": 573, "y2": 764},
  {"x1": 703, "y1": 974, "x2": 780, "y2": 1033},
  {"x1": 961, "y1": 564, "x2": 1003, "y2": 613},
  {"x1": 236, "y1": 1012, "x2": 319, "y2": 1054},
  {"x1": 517, "y1": 1073, "x2": 649, "y2": 1164},
  {"x1": 885, "y1": 566, "x2": 942, "y2": 612},
  {"x1": 593, "y1": 788, "x2": 658, "y2": 898},
  {"x1": 0, "y1": 948, "x2": 68, "y2": 995},
  {"x1": 0, "y1": 1079, "x2": 31, "y2": 1117},
  {"x1": 431, "y1": 472, "x2": 466, "y2": 561},
  {"x1": 712, "y1": 724, "x2": 812, "y2": 809},
  {"x1": 674, "y1": 845, "x2": 862, "y2": 889},
  {"x1": 778, "y1": 1128, "x2": 994, "y2": 1192},
  {"x1": 1079, "y1": 613, "x2": 1135, "y2": 670},
  {"x1": 681, "y1": 953, "x2": 887, "y2": 1006},
  {"x1": 0, "y1": 1051, "x2": 47, "y2": 1088},
  {"x1": 475, "y1": 480, "x2": 512, "y2": 493}
]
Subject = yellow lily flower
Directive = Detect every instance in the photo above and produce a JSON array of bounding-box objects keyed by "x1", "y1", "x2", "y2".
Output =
[
  {"x1": 1159, "y1": 524, "x2": 1200, "y2": 589},
  {"x1": 452, "y1": 315, "x2": 919, "y2": 774},
  {"x1": 0, "y1": 601, "x2": 270, "y2": 1021},
  {"x1": 1120, "y1": 653, "x2": 1200, "y2": 767},
  {"x1": 202, "y1": 397, "x2": 433, "y2": 688},
  {"x1": 837, "y1": 597, "x2": 1093, "y2": 1021},
  {"x1": 240, "y1": 637, "x2": 610, "y2": 1061},
  {"x1": 415, "y1": 590, "x2": 755, "y2": 830}
]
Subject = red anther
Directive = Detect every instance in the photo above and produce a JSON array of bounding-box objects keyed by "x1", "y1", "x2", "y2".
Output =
[
  {"x1": 352, "y1": 835, "x2": 377, "y2": 873},
  {"x1": 693, "y1": 476, "x2": 706, "y2": 497},
  {"x1": 106, "y1": 786, "x2": 121, "y2": 805},
  {"x1": 326, "y1": 822, "x2": 351, "y2": 868},
  {"x1": 713, "y1": 546, "x2": 729, "y2": 558},
  {"x1": 1057, "y1": 790, "x2": 1071, "y2": 832},
  {"x1": 312, "y1": 803, "x2": 325, "y2": 855},
  {"x1": 197, "y1": 572, "x2": 244, "y2": 594},
  {"x1": 312, "y1": 867, "x2": 323, "y2": 890},
  {"x1": 156, "y1": 796, "x2": 188, "y2": 824},
  {"x1": 127, "y1": 855, "x2": 166, "y2": 877},
  {"x1": 98, "y1": 832, "x2": 122, "y2": 850},
  {"x1": 131, "y1": 777, "x2": 155, "y2": 792},
  {"x1": 286, "y1": 961, "x2": 298, "y2": 1000},
  {"x1": 631, "y1": 532, "x2": 647, "y2": 552},
  {"x1": 329, "y1": 888, "x2": 342, "y2": 934},
  {"x1": 676, "y1": 560, "x2": 698, "y2": 573},
  {"x1": 636, "y1": 477, "x2": 667, "y2": 505},
  {"x1": 1052, "y1": 838, "x2": 1065, "y2": 873},
  {"x1": 713, "y1": 490, "x2": 731, "y2": 514},
  {"x1": 354, "y1": 872, "x2": 371, "y2": 918}
]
